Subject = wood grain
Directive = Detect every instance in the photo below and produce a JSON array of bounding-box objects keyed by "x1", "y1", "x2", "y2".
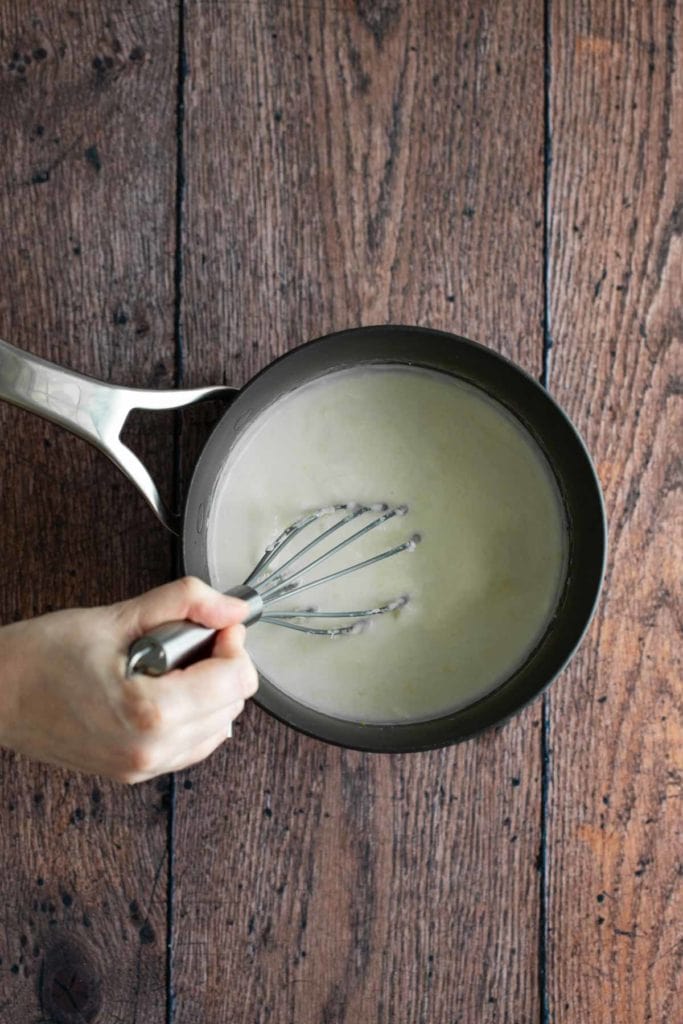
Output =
[
  {"x1": 546, "y1": 1, "x2": 682, "y2": 1021},
  {"x1": 173, "y1": 2, "x2": 546, "y2": 1022},
  {"x1": 0, "y1": 2, "x2": 177, "y2": 1019},
  {"x1": 2, "y1": 1, "x2": 678, "y2": 1020}
]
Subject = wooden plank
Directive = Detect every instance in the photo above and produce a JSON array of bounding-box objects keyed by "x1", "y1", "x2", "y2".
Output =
[
  {"x1": 547, "y1": 2, "x2": 682, "y2": 1021},
  {"x1": 0, "y1": 3, "x2": 177, "y2": 1020},
  {"x1": 174, "y1": 3, "x2": 546, "y2": 1022}
]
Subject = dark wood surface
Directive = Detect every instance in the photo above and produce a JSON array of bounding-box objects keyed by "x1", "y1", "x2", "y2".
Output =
[
  {"x1": 0, "y1": 1, "x2": 679, "y2": 1022},
  {"x1": 0, "y1": 2, "x2": 177, "y2": 1021},
  {"x1": 546, "y1": 4, "x2": 682, "y2": 1022}
]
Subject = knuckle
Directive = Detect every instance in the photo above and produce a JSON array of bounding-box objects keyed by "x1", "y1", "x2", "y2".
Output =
[
  {"x1": 241, "y1": 657, "x2": 259, "y2": 698},
  {"x1": 229, "y1": 699, "x2": 245, "y2": 720},
  {"x1": 127, "y1": 742, "x2": 157, "y2": 775},
  {"x1": 179, "y1": 575, "x2": 205, "y2": 602},
  {"x1": 123, "y1": 692, "x2": 164, "y2": 736}
]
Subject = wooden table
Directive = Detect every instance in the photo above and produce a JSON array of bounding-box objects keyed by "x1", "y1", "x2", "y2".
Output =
[{"x1": 0, "y1": 2, "x2": 680, "y2": 1021}]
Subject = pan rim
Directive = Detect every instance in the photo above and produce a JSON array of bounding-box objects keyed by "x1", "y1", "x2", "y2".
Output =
[{"x1": 183, "y1": 325, "x2": 607, "y2": 752}]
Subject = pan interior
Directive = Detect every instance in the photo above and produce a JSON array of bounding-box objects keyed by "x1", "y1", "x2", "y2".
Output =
[{"x1": 205, "y1": 364, "x2": 568, "y2": 726}]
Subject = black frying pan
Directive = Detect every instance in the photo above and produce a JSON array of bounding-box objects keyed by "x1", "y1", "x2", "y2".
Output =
[{"x1": 0, "y1": 326, "x2": 607, "y2": 752}]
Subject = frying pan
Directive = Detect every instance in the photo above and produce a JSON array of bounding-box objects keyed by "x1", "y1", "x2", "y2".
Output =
[{"x1": 0, "y1": 326, "x2": 607, "y2": 752}]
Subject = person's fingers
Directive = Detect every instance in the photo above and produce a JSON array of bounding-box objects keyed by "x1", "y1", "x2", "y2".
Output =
[
  {"x1": 173, "y1": 724, "x2": 234, "y2": 771},
  {"x1": 114, "y1": 576, "x2": 248, "y2": 640},
  {"x1": 212, "y1": 623, "x2": 247, "y2": 659},
  {"x1": 110, "y1": 700, "x2": 244, "y2": 783},
  {"x1": 128, "y1": 650, "x2": 258, "y2": 728},
  {"x1": 173, "y1": 698, "x2": 245, "y2": 746},
  {"x1": 109, "y1": 714, "x2": 236, "y2": 783},
  {"x1": 160, "y1": 722, "x2": 235, "y2": 775}
]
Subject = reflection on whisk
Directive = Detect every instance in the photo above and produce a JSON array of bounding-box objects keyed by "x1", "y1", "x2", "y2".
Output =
[
  {"x1": 246, "y1": 503, "x2": 419, "y2": 637},
  {"x1": 261, "y1": 596, "x2": 410, "y2": 637}
]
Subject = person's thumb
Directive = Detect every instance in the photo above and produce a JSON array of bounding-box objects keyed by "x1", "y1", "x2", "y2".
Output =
[{"x1": 115, "y1": 577, "x2": 248, "y2": 639}]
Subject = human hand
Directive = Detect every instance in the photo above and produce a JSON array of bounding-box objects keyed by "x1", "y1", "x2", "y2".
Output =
[{"x1": 0, "y1": 577, "x2": 258, "y2": 783}]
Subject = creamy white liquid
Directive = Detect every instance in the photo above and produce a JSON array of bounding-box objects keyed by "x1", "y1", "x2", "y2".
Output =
[{"x1": 208, "y1": 366, "x2": 567, "y2": 724}]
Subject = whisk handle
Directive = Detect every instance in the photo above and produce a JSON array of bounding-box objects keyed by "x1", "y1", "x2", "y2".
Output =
[{"x1": 126, "y1": 585, "x2": 263, "y2": 676}]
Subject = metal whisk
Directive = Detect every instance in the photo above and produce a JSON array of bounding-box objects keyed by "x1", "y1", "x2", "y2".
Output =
[
  {"x1": 247, "y1": 501, "x2": 419, "y2": 635},
  {"x1": 128, "y1": 502, "x2": 419, "y2": 675}
]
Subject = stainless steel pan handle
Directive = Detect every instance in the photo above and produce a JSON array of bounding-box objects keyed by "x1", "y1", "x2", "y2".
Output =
[{"x1": 0, "y1": 338, "x2": 235, "y2": 533}]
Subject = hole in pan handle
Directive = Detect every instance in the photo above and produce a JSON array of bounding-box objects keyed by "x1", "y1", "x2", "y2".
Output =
[{"x1": 0, "y1": 337, "x2": 236, "y2": 532}]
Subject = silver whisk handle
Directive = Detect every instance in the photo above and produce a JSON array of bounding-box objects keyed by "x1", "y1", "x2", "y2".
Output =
[{"x1": 126, "y1": 585, "x2": 263, "y2": 676}]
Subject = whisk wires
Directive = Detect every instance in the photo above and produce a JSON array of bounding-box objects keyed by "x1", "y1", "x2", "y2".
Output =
[{"x1": 246, "y1": 502, "x2": 419, "y2": 637}]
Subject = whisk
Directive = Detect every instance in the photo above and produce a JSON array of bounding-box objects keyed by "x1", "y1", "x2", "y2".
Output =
[{"x1": 127, "y1": 502, "x2": 420, "y2": 676}]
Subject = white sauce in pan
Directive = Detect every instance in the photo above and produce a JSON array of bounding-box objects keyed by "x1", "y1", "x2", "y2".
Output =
[{"x1": 208, "y1": 365, "x2": 567, "y2": 724}]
